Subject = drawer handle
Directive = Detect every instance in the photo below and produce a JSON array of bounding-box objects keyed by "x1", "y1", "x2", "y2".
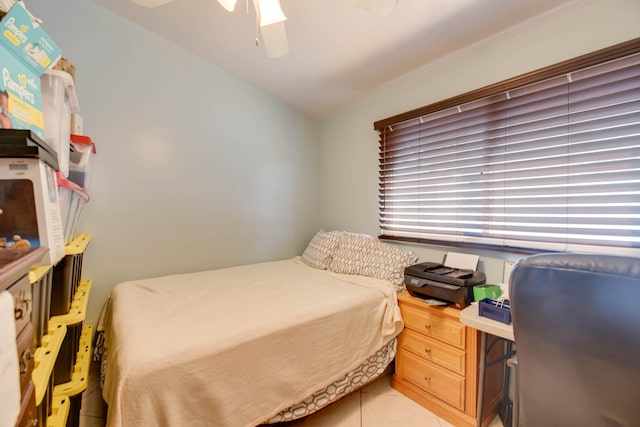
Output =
[
  {"x1": 19, "y1": 349, "x2": 33, "y2": 374},
  {"x1": 424, "y1": 323, "x2": 432, "y2": 330},
  {"x1": 424, "y1": 347, "x2": 432, "y2": 355},
  {"x1": 424, "y1": 376, "x2": 431, "y2": 383},
  {"x1": 13, "y1": 290, "x2": 31, "y2": 321}
]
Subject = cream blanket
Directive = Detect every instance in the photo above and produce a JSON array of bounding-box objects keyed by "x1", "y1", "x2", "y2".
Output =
[{"x1": 103, "y1": 257, "x2": 403, "y2": 427}]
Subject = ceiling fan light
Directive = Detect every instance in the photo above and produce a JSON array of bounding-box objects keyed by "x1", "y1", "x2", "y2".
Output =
[{"x1": 257, "y1": 0, "x2": 287, "y2": 27}]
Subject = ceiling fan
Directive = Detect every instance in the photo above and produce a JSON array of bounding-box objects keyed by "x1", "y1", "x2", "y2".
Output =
[{"x1": 129, "y1": 0, "x2": 399, "y2": 58}]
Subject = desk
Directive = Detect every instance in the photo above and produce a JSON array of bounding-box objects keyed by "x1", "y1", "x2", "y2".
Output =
[
  {"x1": 460, "y1": 304, "x2": 516, "y2": 427},
  {"x1": 460, "y1": 304, "x2": 514, "y2": 342}
]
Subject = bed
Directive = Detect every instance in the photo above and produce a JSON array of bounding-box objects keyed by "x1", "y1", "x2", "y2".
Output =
[{"x1": 99, "y1": 231, "x2": 417, "y2": 427}]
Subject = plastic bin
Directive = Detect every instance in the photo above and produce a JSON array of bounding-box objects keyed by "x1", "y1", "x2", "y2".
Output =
[
  {"x1": 68, "y1": 134, "x2": 96, "y2": 191},
  {"x1": 41, "y1": 69, "x2": 80, "y2": 178},
  {"x1": 56, "y1": 172, "x2": 89, "y2": 245}
]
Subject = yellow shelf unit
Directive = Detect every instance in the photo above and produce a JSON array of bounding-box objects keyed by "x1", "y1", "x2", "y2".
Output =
[
  {"x1": 50, "y1": 279, "x2": 92, "y2": 327},
  {"x1": 28, "y1": 264, "x2": 53, "y2": 284},
  {"x1": 47, "y1": 395, "x2": 70, "y2": 427},
  {"x1": 65, "y1": 233, "x2": 91, "y2": 256},
  {"x1": 49, "y1": 279, "x2": 93, "y2": 397},
  {"x1": 30, "y1": 233, "x2": 93, "y2": 427},
  {"x1": 52, "y1": 324, "x2": 93, "y2": 397},
  {"x1": 32, "y1": 323, "x2": 67, "y2": 405}
]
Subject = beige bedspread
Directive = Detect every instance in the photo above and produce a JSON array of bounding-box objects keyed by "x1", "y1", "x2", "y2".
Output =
[{"x1": 103, "y1": 257, "x2": 403, "y2": 427}]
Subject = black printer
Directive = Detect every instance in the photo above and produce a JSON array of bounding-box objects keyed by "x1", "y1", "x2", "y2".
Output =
[{"x1": 404, "y1": 261, "x2": 486, "y2": 308}]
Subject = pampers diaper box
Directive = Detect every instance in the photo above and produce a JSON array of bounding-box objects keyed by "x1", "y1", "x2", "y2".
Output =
[{"x1": 0, "y1": 2, "x2": 61, "y2": 137}]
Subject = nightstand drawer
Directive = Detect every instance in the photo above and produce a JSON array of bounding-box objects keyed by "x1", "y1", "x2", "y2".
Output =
[
  {"x1": 16, "y1": 322, "x2": 34, "y2": 397},
  {"x1": 397, "y1": 349, "x2": 465, "y2": 410},
  {"x1": 7, "y1": 274, "x2": 32, "y2": 336},
  {"x1": 399, "y1": 328, "x2": 466, "y2": 375},
  {"x1": 400, "y1": 303, "x2": 466, "y2": 349}
]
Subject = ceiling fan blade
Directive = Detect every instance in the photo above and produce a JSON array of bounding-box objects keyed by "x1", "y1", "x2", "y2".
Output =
[
  {"x1": 130, "y1": 0, "x2": 175, "y2": 8},
  {"x1": 217, "y1": 0, "x2": 238, "y2": 12},
  {"x1": 256, "y1": 0, "x2": 287, "y2": 26},
  {"x1": 338, "y1": 0, "x2": 399, "y2": 15},
  {"x1": 260, "y1": 21, "x2": 289, "y2": 58}
]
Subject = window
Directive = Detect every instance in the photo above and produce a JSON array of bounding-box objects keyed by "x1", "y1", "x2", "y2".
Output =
[{"x1": 376, "y1": 39, "x2": 640, "y2": 255}]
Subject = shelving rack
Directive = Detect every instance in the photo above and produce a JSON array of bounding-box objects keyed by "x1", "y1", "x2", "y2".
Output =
[{"x1": 30, "y1": 234, "x2": 93, "y2": 427}]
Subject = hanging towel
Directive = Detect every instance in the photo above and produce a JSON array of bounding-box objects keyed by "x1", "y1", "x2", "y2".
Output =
[{"x1": 0, "y1": 290, "x2": 21, "y2": 427}]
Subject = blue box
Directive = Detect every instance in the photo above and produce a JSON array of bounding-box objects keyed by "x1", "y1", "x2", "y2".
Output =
[{"x1": 478, "y1": 298, "x2": 511, "y2": 324}]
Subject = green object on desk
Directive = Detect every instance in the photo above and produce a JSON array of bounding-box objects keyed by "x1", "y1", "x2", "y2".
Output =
[{"x1": 473, "y1": 284, "x2": 502, "y2": 301}]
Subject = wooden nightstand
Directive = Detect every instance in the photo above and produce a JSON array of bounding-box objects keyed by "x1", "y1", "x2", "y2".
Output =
[{"x1": 392, "y1": 291, "x2": 503, "y2": 427}]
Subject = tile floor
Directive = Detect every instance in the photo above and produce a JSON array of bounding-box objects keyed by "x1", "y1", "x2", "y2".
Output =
[{"x1": 78, "y1": 363, "x2": 504, "y2": 427}]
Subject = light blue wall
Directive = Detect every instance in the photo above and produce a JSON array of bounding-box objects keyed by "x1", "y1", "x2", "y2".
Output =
[
  {"x1": 317, "y1": 0, "x2": 640, "y2": 285},
  {"x1": 27, "y1": 0, "x2": 319, "y2": 325},
  {"x1": 20, "y1": 0, "x2": 640, "y2": 324}
]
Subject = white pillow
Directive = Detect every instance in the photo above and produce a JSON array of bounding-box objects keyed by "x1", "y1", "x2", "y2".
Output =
[
  {"x1": 328, "y1": 232, "x2": 418, "y2": 288},
  {"x1": 301, "y1": 230, "x2": 341, "y2": 270}
]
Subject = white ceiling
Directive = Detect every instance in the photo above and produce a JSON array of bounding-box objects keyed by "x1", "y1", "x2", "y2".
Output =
[{"x1": 92, "y1": 0, "x2": 579, "y2": 119}]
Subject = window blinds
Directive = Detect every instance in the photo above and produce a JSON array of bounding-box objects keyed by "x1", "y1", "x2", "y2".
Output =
[{"x1": 377, "y1": 47, "x2": 640, "y2": 255}]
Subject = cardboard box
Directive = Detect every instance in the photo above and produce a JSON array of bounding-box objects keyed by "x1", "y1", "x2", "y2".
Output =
[
  {"x1": 0, "y1": 2, "x2": 61, "y2": 138},
  {"x1": 0, "y1": 157, "x2": 65, "y2": 266},
  {"x1": 473, "y1": 284, "x2": 502, "y2": 302}
]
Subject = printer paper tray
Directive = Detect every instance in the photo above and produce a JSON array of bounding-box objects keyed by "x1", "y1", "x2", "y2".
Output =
[
  {"x1": 405, "y1": 275, "x2": 474, "y2": 308},
  {"x1": 405, "y1": 276, "x2": 462, "y2": 291}
]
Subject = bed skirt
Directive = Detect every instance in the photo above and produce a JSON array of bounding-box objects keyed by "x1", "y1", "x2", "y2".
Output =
[{"x1": 265, "y1": 338, "x2": 396, "y2": 423}]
